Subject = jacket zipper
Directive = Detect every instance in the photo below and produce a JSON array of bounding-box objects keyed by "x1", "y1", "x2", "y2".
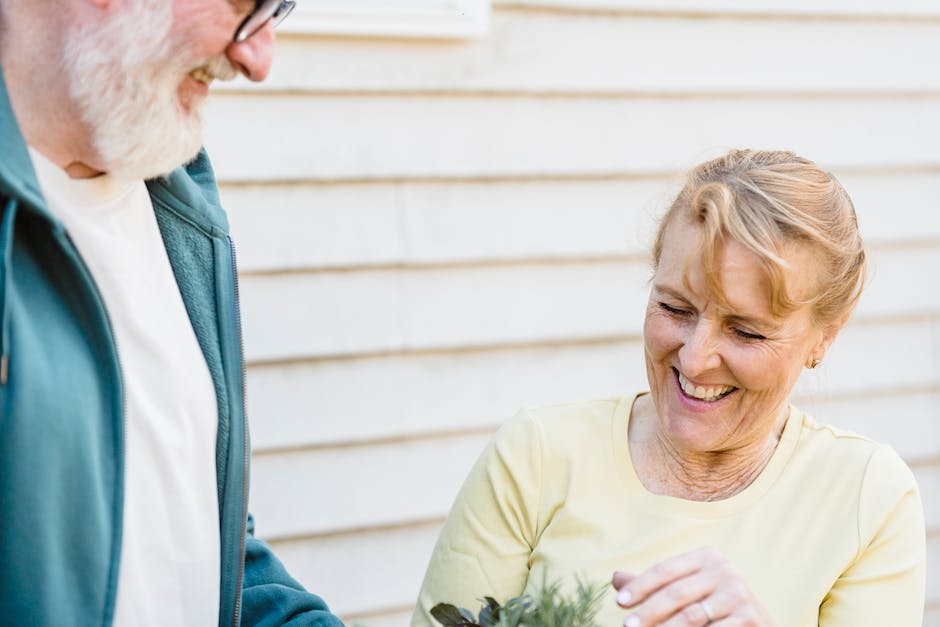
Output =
[
  {"x1": 229, "y1": 236, "x2": 249, "y2": 627},
  {"x1": 0, "y1": 198, "x2": 18, "y2": 385}
]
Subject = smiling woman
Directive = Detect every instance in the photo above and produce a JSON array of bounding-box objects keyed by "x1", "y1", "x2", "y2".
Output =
[
  {"x1": 637, "y1": 151, "x2": 863, "y2": 501},
  {"x1": 410, "y1": 150, "x2": 926, "y2": 627},
  {"x1": 639, "y1": 226, "x2": 825, "y2": 500}
]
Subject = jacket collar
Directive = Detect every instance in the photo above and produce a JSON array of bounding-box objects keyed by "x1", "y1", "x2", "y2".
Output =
[{"x1": 146, "y1": 149, "x2": 231, "y2": 239}]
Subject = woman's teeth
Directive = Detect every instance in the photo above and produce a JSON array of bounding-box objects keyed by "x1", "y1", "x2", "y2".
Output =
[{"x1": 677, "y1": 371, "x2": 735, "y2": 401}]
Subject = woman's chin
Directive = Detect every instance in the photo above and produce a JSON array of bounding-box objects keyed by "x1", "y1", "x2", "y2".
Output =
[
  {"x1": 664, "y1": 424, "x2": 721, "y2": 454},
  {"x1": 661, "y1": 400, "x2": 735, "y2": 453}
]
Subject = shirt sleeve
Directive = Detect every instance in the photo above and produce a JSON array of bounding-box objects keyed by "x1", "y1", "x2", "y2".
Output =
[
  {"x1": 410, "y1": 411, "x2": 544, "y2": 627},
  {"x1": 818, "y1": 445, "x2": 926, "y2": 626}
]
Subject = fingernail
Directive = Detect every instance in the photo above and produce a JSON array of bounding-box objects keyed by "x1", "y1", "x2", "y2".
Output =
[
  {"x1": 616, "y1": 589, "x2": 632, "y2": 605},
  {"x1": 624, "y1": 616, "x2": 641, "y2": 627}
]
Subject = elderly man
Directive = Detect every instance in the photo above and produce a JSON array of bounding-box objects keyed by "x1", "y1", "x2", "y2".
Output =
[{"x1": 0, "y1": 1, "x2": 342, "y2": 625}]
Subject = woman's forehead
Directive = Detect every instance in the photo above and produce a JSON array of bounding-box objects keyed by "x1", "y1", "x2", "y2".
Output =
[
  {"x1": 656, "y1": 217, "x2": 818, "y2": 319},
  {"x1": 659, "y1": 238, "x2": 770, "y2": 305}
]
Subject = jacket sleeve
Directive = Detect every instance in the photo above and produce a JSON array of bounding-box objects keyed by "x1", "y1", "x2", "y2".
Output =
[
  {"x1": 240, "y1": 515, "x2": 346, "y2": 627},
  {"x1": 818, "y1": 445, "x2": 926, "y2": 626}
]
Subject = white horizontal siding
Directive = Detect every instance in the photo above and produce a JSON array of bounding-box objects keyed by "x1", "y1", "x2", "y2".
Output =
[
  {"x1": 224, "y1": 172, "x2": 940, "y2": 273},
  {"x1": 250, "y1": 433, "x2": 490, "y2": 538},
  {"x1": 204, "y1": 96, "x2": 940, "y2": 182},
  {"x1": 247, "y1": 341, "x2": 645, "y2": 449},
  {"x1": 239, "y1": 261, "x2": 649, "y2": 362},
  {"x1": 493, "y1": 0, "x2": 940, "y2": 17},
  {"x1": 283, "y1": 0, "x2": 488, "y2": 39},
  {"x1": 223, "y1": 178, "x2": 665, "y2": 271},
  {"x1": 241, "y1": 12, "x2": 940, "y2": 94},
  {"x1": 918, "y1": 468, "x2": 940, "y2": 529},
  {"x1": 341, "y1": 609, "x2": 414, "y2": 627},
  {"x1": 804, "y1": 319, "x2": 940, "y2": 400}
]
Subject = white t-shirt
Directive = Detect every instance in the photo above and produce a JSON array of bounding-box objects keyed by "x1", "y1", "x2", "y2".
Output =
[{"x1": 29, "y1": 149, "x2": 222, "y2": 627}]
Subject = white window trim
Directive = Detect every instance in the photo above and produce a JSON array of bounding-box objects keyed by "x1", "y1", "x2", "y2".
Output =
[{"x1": 280, "y1": 0, "x2": 490, "y2": 39}]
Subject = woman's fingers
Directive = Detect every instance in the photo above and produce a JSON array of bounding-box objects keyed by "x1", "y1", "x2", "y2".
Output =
[
  {"x1": 612, "y1": 548, "x2": 771, "y2": 627},
  {"x1": 622, "y1": 571, "x2": 717, "y2": 627},
  {"x1": 612, "y1": 570, "x2": 636, "y2": 591},
  {"x1": 615, "y1": 547, "x2": 716, "y2": 608},
  {"x1": 657, "y1": 595, "x2": 723, "y2": 627}
]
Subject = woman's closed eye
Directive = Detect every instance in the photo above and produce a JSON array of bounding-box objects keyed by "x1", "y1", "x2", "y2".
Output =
[
  {"x1": 659, "y1": 301, "x2": 767, "y2": 341},
  {"x1": 733, "y1": 327, "x2": 766, "y2": 342},
  {"x1": 658, "y1": 302, "x2": 691, "y2": 317}
]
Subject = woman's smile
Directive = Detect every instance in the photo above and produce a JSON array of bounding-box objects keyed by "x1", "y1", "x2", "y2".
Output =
[{"x1": 674, "y1": 368, "x2": 737, "y2": 403}]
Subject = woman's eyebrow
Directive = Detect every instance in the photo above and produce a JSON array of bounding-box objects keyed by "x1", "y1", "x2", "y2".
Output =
[
  {"x1": 724, "y1": 313, "x2": 781, "y2": 332},
  {"x1": 652, "y1": 284, "x2": 691, "y2": 302}
]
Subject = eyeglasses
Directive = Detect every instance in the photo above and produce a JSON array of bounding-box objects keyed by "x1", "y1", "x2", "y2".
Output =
[{"x1": 234, "y1": 0, "x2": 296, "y2": 43}]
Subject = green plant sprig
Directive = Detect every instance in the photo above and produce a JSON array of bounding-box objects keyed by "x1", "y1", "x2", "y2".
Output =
[{"x1": 430, "y1": 576, "x2": 606, "y2": 627}]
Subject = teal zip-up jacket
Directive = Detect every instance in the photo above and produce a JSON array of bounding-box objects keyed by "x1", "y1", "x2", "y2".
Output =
[{"x1": 0, "y1": 67, "x2": 344, "y2": 626}]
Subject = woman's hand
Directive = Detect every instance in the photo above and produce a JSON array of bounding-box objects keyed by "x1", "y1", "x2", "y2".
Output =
[{"x1": 611, "y1": 547, "x2": 775, "y2": 626}]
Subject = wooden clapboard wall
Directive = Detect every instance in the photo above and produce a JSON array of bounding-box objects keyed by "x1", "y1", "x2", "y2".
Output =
[{"x1": 204, "y1": 2, "x2": 940, "y2": 624}]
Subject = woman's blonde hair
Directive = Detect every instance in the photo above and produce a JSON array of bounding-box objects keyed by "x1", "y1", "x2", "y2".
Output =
[{"x1": 653, "y1": 149, "x2": 867, "y2": 326}]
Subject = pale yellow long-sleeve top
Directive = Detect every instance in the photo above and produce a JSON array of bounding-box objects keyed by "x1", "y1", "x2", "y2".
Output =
[{"x1": 412, "y1": 394, "x2": 926, "y2": 626}]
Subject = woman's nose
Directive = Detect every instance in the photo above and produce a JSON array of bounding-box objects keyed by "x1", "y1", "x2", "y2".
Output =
[
  {"x1": 225, "y1": 22, "x2": 275, "y2": 82},
  {"x1": 678, "y1": 320, "x2": 722, "y2": 377}
]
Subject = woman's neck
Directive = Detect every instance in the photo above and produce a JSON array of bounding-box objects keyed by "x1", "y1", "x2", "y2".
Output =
[{"x1": 629, "y1": 395, "x2": 788, "y2": 501}]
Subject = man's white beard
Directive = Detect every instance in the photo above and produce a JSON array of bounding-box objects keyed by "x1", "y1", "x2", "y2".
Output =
[{"x1": 63, "y1": 2, "x2": 210, "y2": 180}]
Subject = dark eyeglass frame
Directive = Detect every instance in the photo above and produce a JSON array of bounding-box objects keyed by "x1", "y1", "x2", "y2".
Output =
[{"x1": 234, "y1": 0, "x2": 296, "y2": 43}]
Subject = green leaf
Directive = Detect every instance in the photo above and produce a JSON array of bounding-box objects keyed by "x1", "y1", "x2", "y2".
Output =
[
  {"x1": 459, "y1": 608, "x2": 477, "y2": 622},
  {"x1": 477, "y1": 597, "x2": 501, "y2": 625},
  {"x1": 431, "y1": 603, "x2": 479, "y2": 626}
]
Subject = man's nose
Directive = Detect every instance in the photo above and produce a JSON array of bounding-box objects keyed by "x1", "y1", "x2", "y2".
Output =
[{"x1": 225, "y1": 22, "x2": 275, "y2": 82}]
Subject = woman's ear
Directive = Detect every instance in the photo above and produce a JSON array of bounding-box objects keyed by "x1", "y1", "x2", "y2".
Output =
[{"x1": 808, "y1": 315, "x2": 848, "y2": 368}]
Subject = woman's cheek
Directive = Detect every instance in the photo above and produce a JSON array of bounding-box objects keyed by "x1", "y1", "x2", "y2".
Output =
[{"x1": 645, "y1": 314, "x2": 682, "y2": 357}]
